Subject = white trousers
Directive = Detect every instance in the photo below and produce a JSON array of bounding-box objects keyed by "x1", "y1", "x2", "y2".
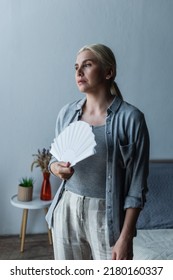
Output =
[{"x1": 52, "y1": 190, "x2": 112, "y2": 260}]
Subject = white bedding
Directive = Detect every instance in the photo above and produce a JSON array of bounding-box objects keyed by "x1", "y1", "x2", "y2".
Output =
[{"x1": 133, "y1": 229, "x2": 173, "y2": 260}]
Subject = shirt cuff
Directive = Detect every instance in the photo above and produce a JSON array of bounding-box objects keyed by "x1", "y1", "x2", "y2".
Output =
[{"x1": 124, "y1": 195, "x2": 144, "y2": 209}]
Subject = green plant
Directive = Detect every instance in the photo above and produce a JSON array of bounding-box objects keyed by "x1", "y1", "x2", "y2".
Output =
[
  {"x1": 19, "y1": 177, "x2": 34, "y2": 187},
  {"x1": 31, "y1": 148, "x2": 52, "y2": 173}
]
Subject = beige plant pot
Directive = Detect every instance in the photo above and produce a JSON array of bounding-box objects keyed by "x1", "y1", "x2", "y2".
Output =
[{"x1": 17, "y1": 186, "x2": 33, "y2": 202}]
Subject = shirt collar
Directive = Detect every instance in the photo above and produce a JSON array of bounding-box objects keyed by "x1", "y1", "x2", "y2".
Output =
[
  {"x1": 76, "y1": 97, "x2": 87, "y2": 110},
  {"x1": 76, "y1": 96, "x2": 122, "y2": 114},
  {"x1": 107, "y1": 96, "x2": 122, "y2": 114}
]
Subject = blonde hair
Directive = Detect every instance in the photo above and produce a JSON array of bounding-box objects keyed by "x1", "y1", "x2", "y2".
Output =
[{"x1": 78, "y1": 44, "x2": 123, "y2": 99}]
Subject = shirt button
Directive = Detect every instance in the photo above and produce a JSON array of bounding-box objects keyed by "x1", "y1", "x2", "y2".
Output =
[{"x1": 108, "y1": 175, "x2": 111, "y2": 179}]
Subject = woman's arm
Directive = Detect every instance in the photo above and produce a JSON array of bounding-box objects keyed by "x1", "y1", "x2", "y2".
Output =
[{"x1": 112, "y1": 207, "x2": 141, "y2": 260}]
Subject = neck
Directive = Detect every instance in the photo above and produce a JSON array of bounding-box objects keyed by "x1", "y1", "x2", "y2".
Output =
[
  {"x1": 80, "y1": 91, "x2": 115, "y2": 126},
  {"x1": 85, "y1": 91, "x2": 114, "y2": 113}
]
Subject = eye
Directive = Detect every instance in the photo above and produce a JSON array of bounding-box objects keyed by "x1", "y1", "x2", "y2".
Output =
[{"x1": 83, "y1": 63, "x2": 92, "y2": 68}]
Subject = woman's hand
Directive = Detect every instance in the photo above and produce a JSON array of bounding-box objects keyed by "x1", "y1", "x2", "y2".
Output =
[
  {"x1": 111, "y1": 207, "x2": 140, "y2": 259},
  {"x1": 50, "y1": 161, "x2": 74, "y2": 180},
  {"x1": 111, "y1": 237, "x2": 133, "y2": 260}
]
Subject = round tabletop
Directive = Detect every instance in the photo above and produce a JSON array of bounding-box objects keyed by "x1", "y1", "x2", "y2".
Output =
[{"x1": 10, "y1": 194, "x2": 53, "y2": 210}]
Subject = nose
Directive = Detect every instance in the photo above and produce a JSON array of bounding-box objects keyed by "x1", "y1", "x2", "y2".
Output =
[{"x1": 76, "y1": 66, "x2": 84, "y2": 77}]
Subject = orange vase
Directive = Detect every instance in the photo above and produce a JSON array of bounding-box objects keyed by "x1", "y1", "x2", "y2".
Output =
[{"x1": 40, "y1": 172, "x2": 52, "y2": 200}]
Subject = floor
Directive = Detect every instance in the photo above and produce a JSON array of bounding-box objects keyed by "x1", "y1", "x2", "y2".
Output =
[{"x1": 0, "y1": 234, "x2": 54, "y2": 260}]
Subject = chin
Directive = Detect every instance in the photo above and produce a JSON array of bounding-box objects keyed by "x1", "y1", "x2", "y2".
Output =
[{"x1": 77, "y1": 86, "x2": 86, "y2": 93}]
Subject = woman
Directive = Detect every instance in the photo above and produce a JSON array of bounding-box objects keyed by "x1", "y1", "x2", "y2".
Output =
[{"x1": 46, "y1": 44, "x2": 150, "y2": 260}]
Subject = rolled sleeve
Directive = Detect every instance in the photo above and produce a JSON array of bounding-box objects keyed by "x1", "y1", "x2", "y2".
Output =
[{"x1": 124, "y1": 195, "x2": 144, "y2": 209}]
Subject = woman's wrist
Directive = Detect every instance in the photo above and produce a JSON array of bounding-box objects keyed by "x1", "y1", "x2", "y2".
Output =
[{"x1": 49, "y1": 161, "x2": 59, "y2": 176}]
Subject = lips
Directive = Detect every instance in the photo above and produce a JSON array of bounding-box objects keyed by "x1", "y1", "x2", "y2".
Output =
[{"x1": 77, "y1": 79, "x2": 86, "y2": 85}]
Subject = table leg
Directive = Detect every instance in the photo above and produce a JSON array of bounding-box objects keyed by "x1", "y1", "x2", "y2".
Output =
[
  {"x1": 44, "y1": 208, "x2": 52, "y2": 245},
  {"x1": 20, "y1": 210, "x2": 25, "y2": 238},
  {"x1": 20, "y1": 209, "x2": 28, "y2": 252}
]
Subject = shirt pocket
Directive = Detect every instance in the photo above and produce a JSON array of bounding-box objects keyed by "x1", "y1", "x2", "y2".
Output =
[{"x1": 119, "y1": 141, "x2": 135, "y2": 169}]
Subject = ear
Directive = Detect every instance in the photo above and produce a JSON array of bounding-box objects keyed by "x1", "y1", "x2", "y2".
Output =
[{"x1": 105, "y1": 68, "x2": 114, "y2": 80}]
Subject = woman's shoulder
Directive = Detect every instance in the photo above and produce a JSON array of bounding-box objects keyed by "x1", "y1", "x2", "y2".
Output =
[
  {"x1": 60, "y1": 98, "x2": 85, "y2": 114},
  {"x1": 119, "y1": 99, "x2": 145, "y2": 120},
  {"x1": 55, "y1": 98, "x2": 85, "y2": 134},
  {"x1": 56, "y1": 98, "x2": 85, "y2": 125}
]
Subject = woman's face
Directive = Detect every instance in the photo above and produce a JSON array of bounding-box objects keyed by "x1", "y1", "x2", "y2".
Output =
[{"x1": 75, "y1": 50, "x2": 106, "y2": 93}]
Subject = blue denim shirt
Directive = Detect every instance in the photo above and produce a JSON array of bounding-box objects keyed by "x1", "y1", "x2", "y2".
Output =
[{"x1": 46, "y1": 97, "x2": 150, "y2": 246}]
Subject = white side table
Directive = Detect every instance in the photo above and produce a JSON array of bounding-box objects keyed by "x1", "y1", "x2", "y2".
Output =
[{"x1": 10, "y1": 194, "x2": 53, "y2": 252}]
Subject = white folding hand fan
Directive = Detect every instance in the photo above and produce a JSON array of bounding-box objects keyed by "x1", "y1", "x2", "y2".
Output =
[{"x1": 50, "y1": 121, "x2": 97, "y2": 166}]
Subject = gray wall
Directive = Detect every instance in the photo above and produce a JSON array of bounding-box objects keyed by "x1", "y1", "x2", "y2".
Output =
[{"x1": 0, "y1": 0, "x2": 173, "y2": 235}]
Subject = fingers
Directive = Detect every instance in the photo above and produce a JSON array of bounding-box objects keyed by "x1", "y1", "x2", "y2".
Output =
[
  {"x1": 111, "y1": 239, "x2": 133, "y2": 260},
  {"x1": 58, "y1": 162, "x2": 74, "y2": 180},
  {"x1": 111, "y1": 252, "x2": 117, "y2": 260},
  {"x1": 50, "y1": 161, "x2": 74, "y2": 180}
]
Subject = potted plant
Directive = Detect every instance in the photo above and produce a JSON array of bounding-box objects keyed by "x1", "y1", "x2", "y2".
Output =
[
  {"x1": 31, "y1": 148, "x2": 52, "y2": 174},
  {"x1": 31, "y1": 148, "x2": 52, "y2": 200},
  {"x1": 18, "y1": 177, "x2": 34, "y2": 202}
]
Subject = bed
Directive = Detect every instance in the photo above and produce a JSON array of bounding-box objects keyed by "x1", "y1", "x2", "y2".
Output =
[{"x1": 133, "y1": 161, "x2": 173, "y2": 260}]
